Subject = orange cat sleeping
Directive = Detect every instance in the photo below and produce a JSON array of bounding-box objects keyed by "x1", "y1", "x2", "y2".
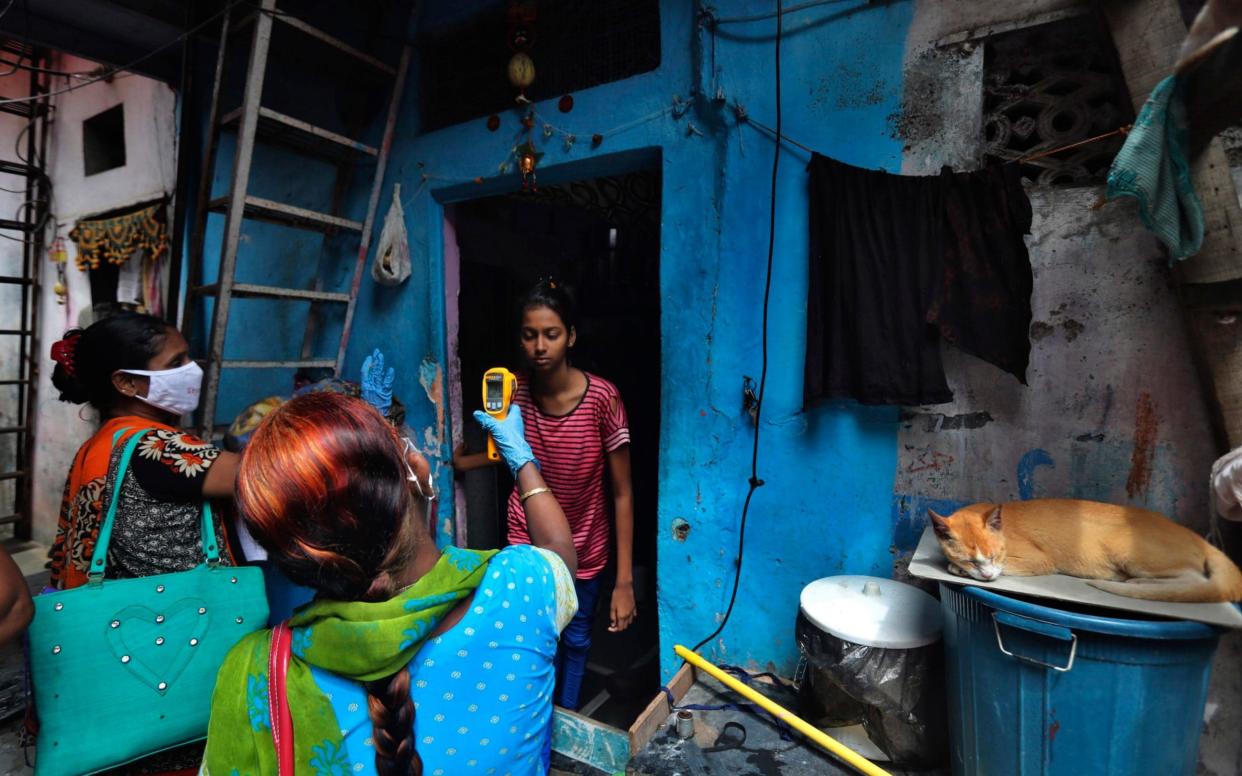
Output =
[{"x1": 930, "y1": 499, "x2": 1242, "y2": 603}]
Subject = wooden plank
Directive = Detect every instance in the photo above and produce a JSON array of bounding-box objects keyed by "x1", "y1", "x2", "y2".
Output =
[
  {"x1": 220, "y1": 106, "x2": 378, "y2": 161},
  {"x1": 273, "y1": 14, "x2": 397, "y2": 75},
  {"x1": 207, "y1": 195, "x2": 364, "y2": 233},
  {"x1": 196, "y1": 283, "x2": 350, "y2": 303},
  {"x1": 335, "y1": 44, "x2": 410, "y2": 373},
  {"x1": 551, "y1": 707, "x2": 631, "y2": 773},
  {"x1": 628, "y1": 663, "x2": 696, "y2": 755},
  {"x1": 201, "y1": 0, "x2": 275, "y2": 436}
]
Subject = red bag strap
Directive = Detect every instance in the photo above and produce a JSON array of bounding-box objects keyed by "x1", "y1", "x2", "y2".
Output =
[{"x1": 268, "y1": 622, "x2": 295, "y2": 776}]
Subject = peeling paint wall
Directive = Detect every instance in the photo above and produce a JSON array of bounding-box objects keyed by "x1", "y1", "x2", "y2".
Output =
[
  {"x1": 26, "y1": 57, "x2": 178, "y2": 545},
  {"x1": 896, "y1": 3, "x2": 1239, "y2": 771},
  {"x1": 892, "y1": 187, "x2": 1213, "y2": 562}
]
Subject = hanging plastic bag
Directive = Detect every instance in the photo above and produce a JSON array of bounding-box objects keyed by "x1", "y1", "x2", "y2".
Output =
[{"x1": 372, "y1": 183, "x2": 410, "y2": 286}]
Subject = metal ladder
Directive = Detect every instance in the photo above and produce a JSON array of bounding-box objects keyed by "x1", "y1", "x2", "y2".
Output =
[
  {"x1": 185, "y1": 0, "x2": 410, "y2": 436},
  {"x1": 0, "y1": 40, "x2": 49, "y2": 540}
]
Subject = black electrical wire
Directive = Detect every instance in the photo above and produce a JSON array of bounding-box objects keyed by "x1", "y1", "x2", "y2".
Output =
[
  {"x1": 709, "y1": 0, "x2": 851, "y2": 25},
  {"x1": 0, "y1": 0, "x2": 245, "y2": 106},
  {"x1": 691, "y1": 0, "x2": 782, "y2": 655}
]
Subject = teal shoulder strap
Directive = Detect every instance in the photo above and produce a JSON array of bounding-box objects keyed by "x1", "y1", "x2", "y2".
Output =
[{"x1": 88, "y1": 428, "x2": 222, "y2": 581}]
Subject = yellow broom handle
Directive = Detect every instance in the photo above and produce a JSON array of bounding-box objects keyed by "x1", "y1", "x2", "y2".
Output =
[{"x1": 674, "y1": 645, "x2": 893, "y2": 776}]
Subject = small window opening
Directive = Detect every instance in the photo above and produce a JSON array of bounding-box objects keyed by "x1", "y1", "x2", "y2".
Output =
[
  {"x1": 982, "y1": 15, "x2": 1134, "y2": 186},
  {"x1": 83, "y1": 104, "x2": 126, "y2": 176}
]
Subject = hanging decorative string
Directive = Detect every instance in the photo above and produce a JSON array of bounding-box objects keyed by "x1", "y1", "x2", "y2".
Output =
[
  {"x1": 531, "y1": 101, "x2": 678, "y2": 151},
  {"x1": 413, "y1": 97, "x2": 683, "y2": 188}
]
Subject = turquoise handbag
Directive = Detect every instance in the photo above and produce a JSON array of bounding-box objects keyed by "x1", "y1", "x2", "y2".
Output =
[{"x1": 27, "y1": 428, "x2": 269, "y2": 775}]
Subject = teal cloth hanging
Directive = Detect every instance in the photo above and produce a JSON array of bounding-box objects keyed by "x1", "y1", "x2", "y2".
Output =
[{"x1": 1106, "y1": 75, "x2": 1205, "y2": 262}]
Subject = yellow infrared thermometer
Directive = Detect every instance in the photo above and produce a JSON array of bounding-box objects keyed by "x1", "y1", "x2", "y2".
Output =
[{"x1": 483, "y1": 367, "x2": 518, "y2": 462}]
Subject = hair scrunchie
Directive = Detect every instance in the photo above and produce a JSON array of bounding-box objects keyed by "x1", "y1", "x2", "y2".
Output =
[{"x1": 50, "y1": 332, "x2": 82, "y2": 377}]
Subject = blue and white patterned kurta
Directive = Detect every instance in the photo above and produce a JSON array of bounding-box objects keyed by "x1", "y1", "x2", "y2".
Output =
[{"x1": 308, "y1": 545, "x2": 577, "y2": 776}]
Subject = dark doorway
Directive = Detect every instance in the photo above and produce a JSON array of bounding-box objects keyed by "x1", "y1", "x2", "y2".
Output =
[{"x1": 449, "y1": 168, "x2": 661, "y2": 728}]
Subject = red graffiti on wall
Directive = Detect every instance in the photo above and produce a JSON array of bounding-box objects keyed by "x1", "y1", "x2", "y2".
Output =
[
  {"x1": 1126, "y1": 392, "x2": 1159, "y2": 498},
  {"x1": 908, "y1": 450, "x2": 955, "y2": 473}
]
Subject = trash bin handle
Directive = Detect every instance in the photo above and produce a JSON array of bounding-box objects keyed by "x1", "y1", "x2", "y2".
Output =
[{"x1": 992, "y1": 611, "x2": 1077, "y2": 672}]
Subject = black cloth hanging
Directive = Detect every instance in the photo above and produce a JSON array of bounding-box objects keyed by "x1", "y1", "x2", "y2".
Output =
[
  {"x1": 932, "y1": 164, "x2": 1033, "y2": 384},
  {"x1": 804, "y1": 156, "x2": 1034, "y2": 407},
  {"x1": 804, "y1": 154, "x2": 953, "y2": 406}
]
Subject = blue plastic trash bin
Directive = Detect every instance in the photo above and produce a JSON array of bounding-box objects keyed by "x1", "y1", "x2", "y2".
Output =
[{"x1": 940, "y1": 583, "x2": 1220, "y2": 776}]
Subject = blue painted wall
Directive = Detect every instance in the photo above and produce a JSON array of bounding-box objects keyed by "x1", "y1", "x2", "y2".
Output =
[
  {"x1": 337, "y1": 0, "x2": 916, "y2": 679},
  {"x1": 189, "y1": 0, "x2": 915, "y2": 679}
]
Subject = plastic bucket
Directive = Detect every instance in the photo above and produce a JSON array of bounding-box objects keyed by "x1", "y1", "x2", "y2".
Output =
[{"x1": 940, "y1": 583, "x2": 1220, "y2": 776}]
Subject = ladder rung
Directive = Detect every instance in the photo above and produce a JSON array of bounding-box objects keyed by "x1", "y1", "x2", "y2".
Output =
[
  {"x1": 0, "y1": 329, "x2": 33, "y2": 336},
  {"x1": 0, "y1": 217, "x2": 33, "y2": 232},
  {"x1": 272, "y1": 14, "x2": 397, "y2": 76},
  {"x1": 220, "y1": 106, "x2": 378, "y2": 161},
  {"x1": 195, "y1": 283, "x2": 350, "y2": 303},
  {"x1": 0, "y1": 160, "x2": 37, "y2": 177},
  {"x1": 0, "y1": 426, "x2": 28, "y2": 434},
  {"x1": 0, "y1": 514, "x2": 22, "y2": 525},
  {"x1": 0, "y1": 470, "x2": 27, "y2": 481},
  {"x1": 207, "y1": 195, "x2": 363, "y2": 233},
  {"x1": 0, "y1": 276, "x2": 31, "y2": 285},
  {"x1": 0, "y1": 102, "x2": 45, "y2": 120},
  {"x1": 0, "y1": 380, "x2": 32, "y2": 386},
  {"x1": 220, "y1": 359, "x2": 336, "y2": 369}
]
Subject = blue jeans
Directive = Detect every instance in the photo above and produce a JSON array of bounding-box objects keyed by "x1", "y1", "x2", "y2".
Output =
[{"x1": 556, "y1": 576, "x2": 603, "y2": 710}]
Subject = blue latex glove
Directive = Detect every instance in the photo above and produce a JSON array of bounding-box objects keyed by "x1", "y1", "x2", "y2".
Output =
[
  {"x1": 360, "y1": 348, "x2": 395, "y2": 413},
  {"x1": 473, "y1": 404, "x2": 537, "y2": 476}
]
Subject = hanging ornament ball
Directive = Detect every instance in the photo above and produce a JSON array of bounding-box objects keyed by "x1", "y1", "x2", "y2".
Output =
[
  {"x1": 53, "y1": 280, "x2": 66, "y2": 296},
  {"x1": 508, "y1": 53, "x2": 536, "y2": 90},
  {"x1": 519, "y1": 152, "x2": 537, "y2": 176},
  {"x1": 558, "y1": 94, "x2": 574, "y2": 113},
  {"x1": 487, "y1": 114, "x2": 501, "y2": 132},
  {"x1": 592, "y1": 133, "x2": 604, "y2": 148}
]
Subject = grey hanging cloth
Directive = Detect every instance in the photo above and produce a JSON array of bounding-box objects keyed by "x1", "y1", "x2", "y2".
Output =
[{"x1": 804, "y1": 154, "x2": 952, "y2": 407}]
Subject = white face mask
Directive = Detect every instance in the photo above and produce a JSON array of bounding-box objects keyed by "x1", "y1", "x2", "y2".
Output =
[{"x1": 120, "y1": 361, "x2": 204, "y2": 417}]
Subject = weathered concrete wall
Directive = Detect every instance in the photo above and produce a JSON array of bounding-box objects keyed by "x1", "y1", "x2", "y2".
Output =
[
  {"x1": 892, "y1": 187, "x2": 1214, "y2": 551},
  {"x1": 896, "y1": 2, "x2": 1239, "y2": 771},
  {"x1": 29, "y1": 55, "x2": 177, "y2": 546},
  {"x1": 893, "y1": 1, "x2": 1215, "y2": 554}
]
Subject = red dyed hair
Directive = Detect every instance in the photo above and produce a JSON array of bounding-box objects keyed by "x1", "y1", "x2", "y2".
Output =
[
  {"x1": 238, "y1": 391, "x2": 425, "y2": 775},
  {"x1": 237, "y1": 392, "x2": 419, "y2": 600}
]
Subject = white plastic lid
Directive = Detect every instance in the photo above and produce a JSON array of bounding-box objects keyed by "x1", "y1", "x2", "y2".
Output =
[{"x1": 800, "y1": 575, "x2": 942, "y2": 649}]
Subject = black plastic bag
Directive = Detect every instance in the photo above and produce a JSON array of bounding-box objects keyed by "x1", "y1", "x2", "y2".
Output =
[{"x1": 795, "y1": 611, "x2": 947, "y2": 767}]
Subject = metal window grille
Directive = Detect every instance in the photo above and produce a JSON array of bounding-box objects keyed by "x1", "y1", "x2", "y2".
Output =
[{"x1": 983, "y1": 15, "x2": 1135, "y2": 186}]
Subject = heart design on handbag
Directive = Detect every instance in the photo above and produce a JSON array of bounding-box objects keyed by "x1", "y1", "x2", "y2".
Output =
[{"x1": 104, "y1": 597, "x2": 211, "y2": 695}]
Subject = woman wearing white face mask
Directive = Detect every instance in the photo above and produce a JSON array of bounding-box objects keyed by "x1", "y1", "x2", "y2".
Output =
[
  {"x1": 46, "y1": 312, "x2": 240, "y2": 771},
  {"x1": 49, "y1": 312, "x2": 239, "y2": 590}
]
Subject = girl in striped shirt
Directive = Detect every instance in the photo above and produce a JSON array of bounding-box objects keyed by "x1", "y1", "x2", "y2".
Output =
[{"x1": 456, "y1": 279, "x2": 636, "y2": 710}]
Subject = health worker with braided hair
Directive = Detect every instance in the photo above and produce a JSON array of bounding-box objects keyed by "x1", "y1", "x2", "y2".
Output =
[{"x1": 204, "y1": 391, "x2": 578, "y2": 776}]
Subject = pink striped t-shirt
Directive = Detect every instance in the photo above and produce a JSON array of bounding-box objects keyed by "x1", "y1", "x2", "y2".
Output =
[{"x1": 506, "y1": 372, "x2": 630, "y2": 580}]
